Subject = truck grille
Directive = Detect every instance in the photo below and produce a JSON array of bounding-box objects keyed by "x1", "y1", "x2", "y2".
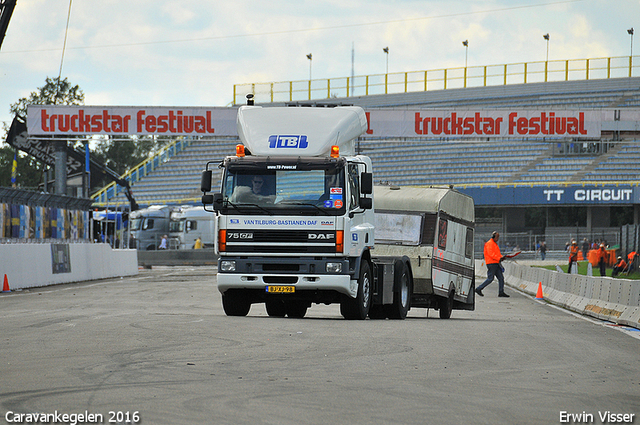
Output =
[{"x1": 225, "y1": 229, "x2": 336, "y2": 254}]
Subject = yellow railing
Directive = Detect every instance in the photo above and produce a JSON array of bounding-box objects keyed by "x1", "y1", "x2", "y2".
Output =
[
  {"x1": 233, "y1": 55, "x2": 638, "y2": 105},
  {"x1": 91, "y1": 137, "x2": 192, "y2": 205}
]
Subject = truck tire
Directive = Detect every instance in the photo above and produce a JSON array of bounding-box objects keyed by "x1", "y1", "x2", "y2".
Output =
[
  {"x1": 388, "y1": 260, "x2": 411, "y2": 320},
  {"x1": 341, "y1": 260, "x2": 372, "y2": 320},
  {"x1": 439, "y1": 289, "x2": 454, "y2": 319},
  {"x1": 265, "y1": 299, "x2": 287, "y2": 317},
  {"x1": 222, "y1": 290, "x2": 251, "y2": 316},
  {"x1": 285, "y1": 301, "x2": 308, "y2": 318}
]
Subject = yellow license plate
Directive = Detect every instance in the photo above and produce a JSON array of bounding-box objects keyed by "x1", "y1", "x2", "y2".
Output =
[{"x1": 266, "y1": 286, "x2": 295, "y2": 293}]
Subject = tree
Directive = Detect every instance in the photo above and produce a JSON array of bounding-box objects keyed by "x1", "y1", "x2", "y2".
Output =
[
  {"x1": 3, "y1": 76, "x2": 84, "y2": 137},
  {"x1": 1, "y1": 77, "x2": 84, "y2": 188}
]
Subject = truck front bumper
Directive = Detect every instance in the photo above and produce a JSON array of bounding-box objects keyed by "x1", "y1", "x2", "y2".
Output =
[{"x1": 217, "y1": 273, "x2": 357, "y2": 298}]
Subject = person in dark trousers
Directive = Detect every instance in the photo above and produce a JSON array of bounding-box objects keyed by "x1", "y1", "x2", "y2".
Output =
[
  {"x1": 539, "y1": 241, "x2": 547, "y2": 260},
  {"x1": 475, "y1": 231, "x2": 509, "y2": 297},
  {"x1": 597, "y1": 243, "x2": 607, "y2": 276},
  {"x1": 612, "y1": 256, "x2": 627, "y2": 277},
  {"x1": 568, "y1": 240, "x2": 579, "y2": 273}
]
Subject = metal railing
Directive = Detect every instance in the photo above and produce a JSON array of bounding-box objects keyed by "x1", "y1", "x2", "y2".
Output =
[
  {"x1": 233, "y1": 55, "x2": 639, "y2": 105},
  {"x1": 91, "y1": 137, "x2": 193, "y2": 206}
]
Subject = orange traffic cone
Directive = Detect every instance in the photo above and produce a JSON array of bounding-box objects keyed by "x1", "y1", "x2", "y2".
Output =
[
  {"x1": 535, "y1": 282, "x2": 543, "y2": 299},
  {"x1": 2, "y1": 274, "x2": 10, "y2": 293}
]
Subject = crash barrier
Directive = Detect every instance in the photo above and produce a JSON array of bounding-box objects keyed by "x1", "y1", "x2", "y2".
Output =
[
  {"x1": 476, "y1": 260, "x2": 640, "y2": 329},
  {"x1": 138, "y1": 249, "x2": 217, "y2": 268},
  {"x1": 0, "y1": 242, "x2": 138, "y2": 291}
]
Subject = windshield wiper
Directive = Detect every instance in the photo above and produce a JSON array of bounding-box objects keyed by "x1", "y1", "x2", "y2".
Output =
[
  {"x1": 279, "y1": 201, "x2": 332, "y2": 215},
  {"x1": 224, "y1": 199, "x2": 273, "y2": 215}
]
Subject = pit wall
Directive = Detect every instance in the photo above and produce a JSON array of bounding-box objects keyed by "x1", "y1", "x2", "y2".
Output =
[
  {"x1": 0, "y1": 243, "x2": 138, "y2": 290},
  {"x1": 475, "y1": 260, "x2": 640, "y2": 329}
]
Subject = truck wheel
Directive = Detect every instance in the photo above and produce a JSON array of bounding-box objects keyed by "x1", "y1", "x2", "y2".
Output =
[
  {"x1": 285, "y1": 301, "x2": 308, "y2": 318},
  {"x1": 341, "y1": 260, "x2": 372, "y2": 320},
  {"x1": 265, "y1": 299, "x2": 287, "y2": 317},
  {"x1": 439, "y1": 289, "x2": 454, "y2": 319},
  {"x1": 388, "y1": 260, "x2": 411, "y2": 320},
  {"x1": 222, "y1": 290, "x2": 251, "y2": 317}
]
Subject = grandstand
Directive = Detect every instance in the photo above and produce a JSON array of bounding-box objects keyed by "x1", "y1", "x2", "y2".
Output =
[{"x1": 97, "y1": 76, "x2": 640, "y2": 208}]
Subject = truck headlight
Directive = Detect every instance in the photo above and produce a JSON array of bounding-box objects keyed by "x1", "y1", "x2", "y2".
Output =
[
  {"x1": 220, "y1": 260, "x2": 236, "y2": 272},
  {"x1": 326, "y1": 262, "x2": 342, "y2": 273}
]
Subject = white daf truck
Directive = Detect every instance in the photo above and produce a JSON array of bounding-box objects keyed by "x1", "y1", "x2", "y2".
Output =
[{"x1": 200, "y1": 103, "x2": 475, "y2": 319}]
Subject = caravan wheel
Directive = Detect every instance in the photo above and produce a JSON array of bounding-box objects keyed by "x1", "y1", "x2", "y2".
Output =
[{"x1": 439, "y1": 289, "x2": 454, "y2": 319}]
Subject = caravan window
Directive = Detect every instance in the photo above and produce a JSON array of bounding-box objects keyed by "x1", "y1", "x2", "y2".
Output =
[
  {"x1": 437, "y1": 219, "x2": 448, "y2": 250},
  {"x1": 465, "y1": 228, "x2": 474, "y2": 258}
]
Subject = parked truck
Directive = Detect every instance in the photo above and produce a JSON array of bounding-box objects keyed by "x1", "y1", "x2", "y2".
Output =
[
  {"x1": 129, "y1": 205, "x2": 174, "y2": 250},
  {"x1": 200, "y1": 103, "x2": 475, "y2": 319},
  {"x1": 169, "y1": 205, "x2": 216, "y2": 249}
]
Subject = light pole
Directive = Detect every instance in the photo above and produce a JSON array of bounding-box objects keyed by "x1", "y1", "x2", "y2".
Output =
[
  {"x1": 543, "y1": 33, "x2": 550, "y2": 62},
  {"x1": 306, "y1": 53, "x2": 312, "y2": 80},
  {"x1": 462, "y1": 40, "x2": 468, "y2": 68},
  {"x1": 383, "y1": 47, "x2": 389, "y2": 74},
  {"x1": 462, "y1": 40, "x2": 468, "y2": 87},
  {"x1": 628, "y1": 28, "x2": 634, "y2": 57}
]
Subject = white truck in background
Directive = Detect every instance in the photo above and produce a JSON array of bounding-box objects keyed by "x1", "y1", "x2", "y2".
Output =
[
  {"x1": 129, "y1": 205, "x2": 174, "y2": 250},
  {"x1": 169, "y1": 205, "x2": 216, "y2": 249},
  {"x1": 200, "y1": 102, "x2": 475, "y2": 319}
]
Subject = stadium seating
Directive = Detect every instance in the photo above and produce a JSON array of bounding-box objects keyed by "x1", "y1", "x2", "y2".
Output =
[{"x1": 99, "y1": 77, "x2": 640, "y2": 207}]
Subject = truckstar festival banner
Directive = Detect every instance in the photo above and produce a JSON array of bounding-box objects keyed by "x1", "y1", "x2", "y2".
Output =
[
  {"x1": 27, "y1": 105, "x2": 603, "y2": 139},
  {"x1": 364, "y1": 109, "x2": 602, "y2": 139},
  {"x1": 27, "y1": 106, "x2": 237, "y2": 136}
]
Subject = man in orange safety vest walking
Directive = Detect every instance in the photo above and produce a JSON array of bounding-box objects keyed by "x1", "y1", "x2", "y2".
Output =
[{"x1": 475, "y1": 231, "x2": 510, "y2": 297}]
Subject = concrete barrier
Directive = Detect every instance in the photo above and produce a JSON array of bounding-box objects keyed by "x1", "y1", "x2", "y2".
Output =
[
  {"x1": 137, "y1": 249, "x2": 218, "y2": 267},
  {"x1": 475, "y1": 260, "x2": 640, "y2": 329},
  {"x1": 0, "y1": 243, "x2": 138, "y2": 290}
]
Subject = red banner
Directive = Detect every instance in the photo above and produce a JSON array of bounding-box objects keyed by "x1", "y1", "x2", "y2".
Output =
[
  {"x1": 27, "y1": 105, "x2": 604, "y2": 139},
  {"x1": 27, "y1": 106, "x2": 237, "y2": 136}
]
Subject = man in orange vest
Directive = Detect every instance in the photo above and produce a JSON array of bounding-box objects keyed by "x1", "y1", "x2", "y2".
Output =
[
  {"x1": 612, "y1": 256, "x2": 627, "y2": 277},
  {"x1": 596, "y1": 243, "x2": 607, "y2": 276},
  {"x1": 475, "y1": 231, "x2": 509, "y2": 298},
  {"x1": 568, "y1": 240, "x2": 579, "y2": 273}
]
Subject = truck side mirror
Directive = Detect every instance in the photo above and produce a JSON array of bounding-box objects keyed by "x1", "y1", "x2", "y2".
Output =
[
  {"x1": 202, "y1": 194, "x2": 214, "y2": 205},
  {"x1": 361, "y1": 172, "x2": 373, "y2": 194},
  {"x1": 201, "y1": 170, "x2": 212, "y2": 192},
  {"x1": 360, "y1": 197, "x2": 372, "y2": 210},
  {"x1": 212, "y1": 193, "x2": 223, "y2": 211}
]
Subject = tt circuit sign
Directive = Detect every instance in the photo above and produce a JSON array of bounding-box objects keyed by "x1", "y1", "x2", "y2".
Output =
[
  {"x1": 460, "y1": 185, "x2": 640, "y2": 206},
  {"x1": 27, "y1": 106, "x2": 237, "y2": 136}
]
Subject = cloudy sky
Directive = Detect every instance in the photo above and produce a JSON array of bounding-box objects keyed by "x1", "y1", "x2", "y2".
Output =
[{"x1": 0, "y1": 0, "x2": 638, "y2": 131}]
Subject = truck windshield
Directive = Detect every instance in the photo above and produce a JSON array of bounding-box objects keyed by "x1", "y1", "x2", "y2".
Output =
[
  {"x1": 169, "y1": 218, "x2": 184, "y2": 233},
  {"x1": 220, "y1": 161, "x2": 346, "y2": 216},
  {"x1": 130, "y1": 217, "x2": 143, "y2": 231}
]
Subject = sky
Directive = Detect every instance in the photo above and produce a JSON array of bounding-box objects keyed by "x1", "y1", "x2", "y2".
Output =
[{"x1": 0, "y1": 0, "x2": 638, "y2": 134}]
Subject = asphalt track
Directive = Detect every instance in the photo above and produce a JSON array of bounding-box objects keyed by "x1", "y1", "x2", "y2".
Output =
[{"x1": 1, "y1": 266, "x2": 639, "y2": 425}]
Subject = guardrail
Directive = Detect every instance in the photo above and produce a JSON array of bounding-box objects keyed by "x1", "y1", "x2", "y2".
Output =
[
  {"x1": 479, "y1": 260, "x2": 640, "y2": 329},
  {"x1": 233, "y1": 55, "x2": 639, "y2": 105}
]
